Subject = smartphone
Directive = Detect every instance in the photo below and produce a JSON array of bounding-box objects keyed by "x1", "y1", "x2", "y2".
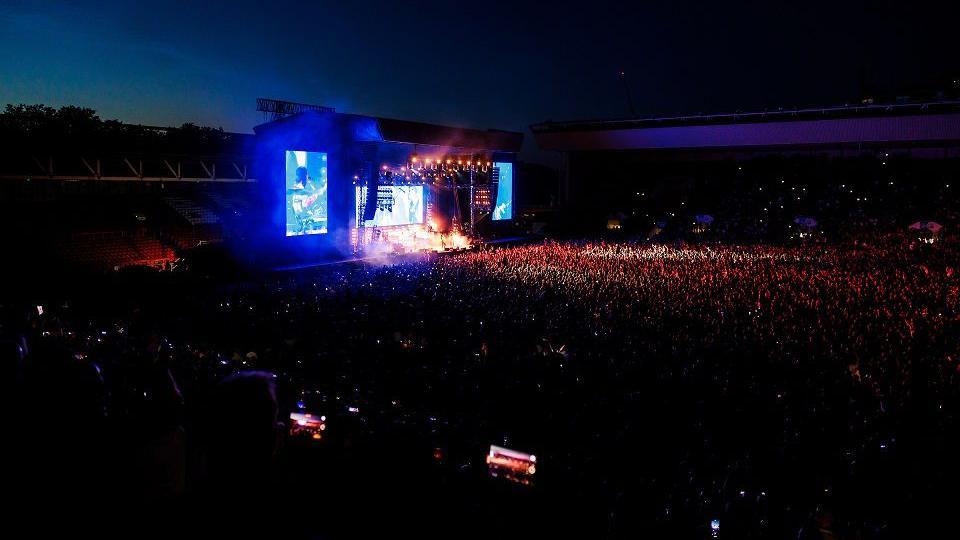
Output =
[{"x1": 289, "y1": 412, "x2": 326, "y2": 440}]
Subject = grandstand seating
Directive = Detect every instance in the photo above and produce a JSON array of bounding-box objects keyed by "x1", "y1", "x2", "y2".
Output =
[
  {"x1": 164, "y1": 196, "x2": 220, "y2": 225},
  {"x1": 164, "y1": 225, "x2": 222, "y2": 251},
  {"x1": 58, "y1": 230, "x2": 175, "y2": 270},
  {"x1": 205, "y1": 190, "x2": 249, "y2": 217},
  {"x1": 1, "y1": 176, "x2": 257, "y2": 271}
]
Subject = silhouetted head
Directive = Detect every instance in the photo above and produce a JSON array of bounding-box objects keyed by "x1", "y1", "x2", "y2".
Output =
[
  {"x1": 206, "y1": 371, "x2": 280, "y2": 489},
  {"x1": 24, "y1": 339, "x2": 106, "y2": 424},
  {"x1": 0, "y1": 335, "x2": 25, "y2": 389}
]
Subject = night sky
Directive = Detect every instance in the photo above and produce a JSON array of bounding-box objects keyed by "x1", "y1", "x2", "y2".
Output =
[{"x1": 1, "y1": 0, "x2": 956, "y2": 158}]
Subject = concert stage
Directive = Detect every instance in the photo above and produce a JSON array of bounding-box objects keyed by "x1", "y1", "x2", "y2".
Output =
[{"x1": 252, "y1": 109, "x2": 522, "y2": 266}]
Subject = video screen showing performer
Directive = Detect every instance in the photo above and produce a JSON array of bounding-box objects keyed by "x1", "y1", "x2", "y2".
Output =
[
  {"x1": 355, "y1": 185, "x2": 424, "y2": 227},
  {"x1": 285, "y1": 150, "x2": 328, "y2": 236},
  {"x1": 492, "y1": 161, "x2": 513, "y2": 221}
]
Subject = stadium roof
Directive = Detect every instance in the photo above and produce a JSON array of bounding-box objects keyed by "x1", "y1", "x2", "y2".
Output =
[{"x1": 532, "y1": 101, "x2": 960, "y2": 152}]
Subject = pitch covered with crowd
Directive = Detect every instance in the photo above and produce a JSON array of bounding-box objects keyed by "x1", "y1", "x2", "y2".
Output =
[{"x1": 3, "y1": 239, "x2": 958, "y2": 538}]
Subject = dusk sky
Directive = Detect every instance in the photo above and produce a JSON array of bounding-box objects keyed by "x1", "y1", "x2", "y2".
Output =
[{"x1": 1, "y1": 0, "x2": 956, "y2": 155}]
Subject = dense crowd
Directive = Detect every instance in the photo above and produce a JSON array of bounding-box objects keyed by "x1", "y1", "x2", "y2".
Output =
[{"x1": 3, "y1": 238, "x2": 959, "y2": 538}]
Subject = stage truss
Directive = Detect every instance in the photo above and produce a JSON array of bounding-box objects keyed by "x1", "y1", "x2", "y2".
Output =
[{"x1": 351, "y1": 153, "x2": 503, "y2": 254}]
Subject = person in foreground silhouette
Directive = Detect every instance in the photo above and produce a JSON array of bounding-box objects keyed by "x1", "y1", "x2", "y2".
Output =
[{"x1": 204, "y1": 370, "x2": 282, "y2": 497}]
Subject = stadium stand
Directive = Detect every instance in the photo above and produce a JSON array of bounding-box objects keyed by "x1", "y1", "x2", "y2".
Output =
[
  {"x1": 56, "y1": 230, "x2": 175, "y2": 270},
  {"x1": 164, "y1": 196, "x2": 221, "y2": 225}
]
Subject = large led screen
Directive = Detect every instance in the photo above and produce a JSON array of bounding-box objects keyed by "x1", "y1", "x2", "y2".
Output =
[
  {"x1": 492, "y1": 162, "x2": 513, "y2": 221},
  {"x1": 356, "y1": 185, "x2": 424, "y2": 227},
  {"x1": 285, "y1": 150, "x2": 328, "y2": 236}
]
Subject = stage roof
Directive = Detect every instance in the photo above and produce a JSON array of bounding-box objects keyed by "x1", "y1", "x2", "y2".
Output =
[
  {"x1": 255, "y1": 111, "x2": 523, "y2": 153},
  {"x1": 375, "y1": 117, "x2": 522, "y2": 152},
  {"x1": 532, "y1": 101, "x2": 960, "y2": 152}
]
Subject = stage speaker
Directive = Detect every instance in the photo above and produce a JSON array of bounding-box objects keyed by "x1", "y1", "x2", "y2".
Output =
[{"x1": 362, "y1": 166, "x2": 379, "y2": 221}]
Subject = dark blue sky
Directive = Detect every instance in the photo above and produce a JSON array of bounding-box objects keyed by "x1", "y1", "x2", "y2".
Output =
[{"x1": 1, "y1": 0, "x2": 956, "y2": 156}]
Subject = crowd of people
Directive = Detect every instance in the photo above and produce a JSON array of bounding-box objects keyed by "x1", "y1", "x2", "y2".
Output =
[{"x1": 2, "y1": 236, "x2": 958, "y2": 538}]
